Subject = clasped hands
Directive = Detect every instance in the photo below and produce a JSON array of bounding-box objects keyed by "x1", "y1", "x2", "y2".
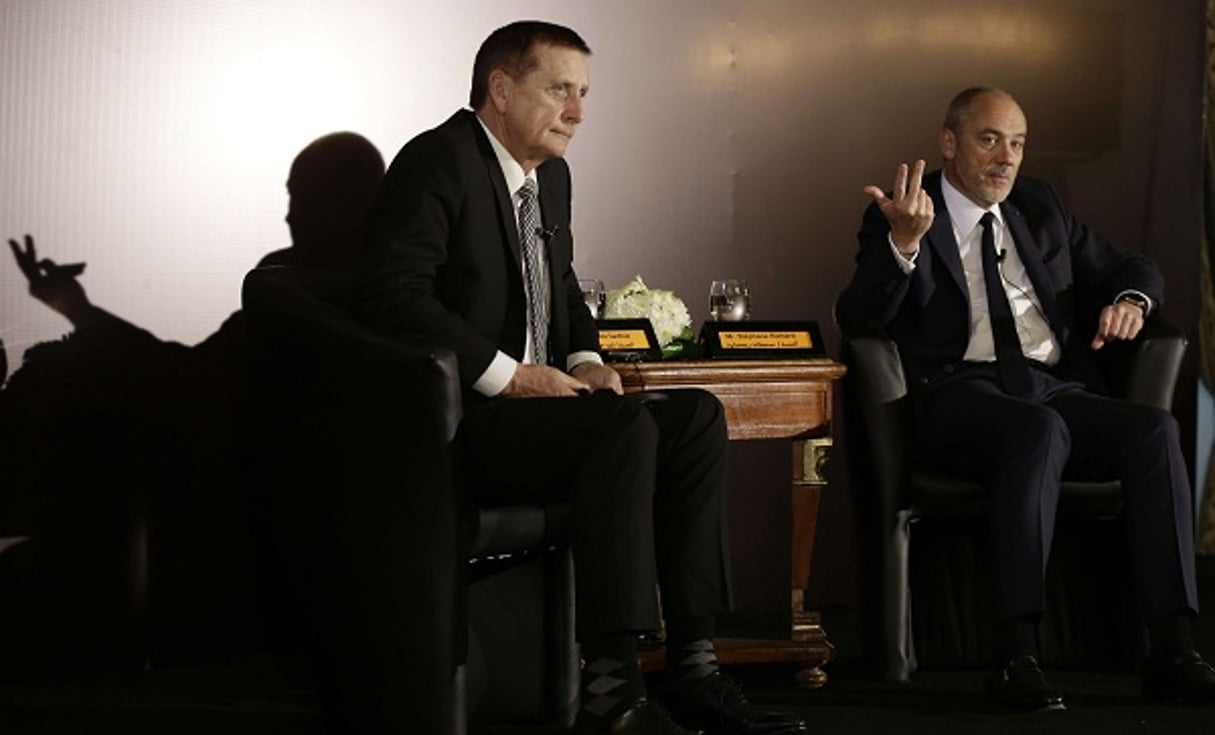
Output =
[
  {"x1": 863, "y1": 160, "x2": 1144, "y2": 351},
  {"x1": 502, "y1": 360, "x2": 622, "y2": 398}
]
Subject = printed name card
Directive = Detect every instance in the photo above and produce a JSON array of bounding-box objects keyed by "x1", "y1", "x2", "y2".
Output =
[
  {"x1": 599, "y1": 328, "x2": 653, "y2": 351},
  {"x1": 717, "y1": 330, "x2": 814, "y2": 350},
  {"x1": 595, "y1": 319, "x2": 663, "y2": 362},
  {"x1": 700, "y1": 320, "x2": 825, "y2": 359}
]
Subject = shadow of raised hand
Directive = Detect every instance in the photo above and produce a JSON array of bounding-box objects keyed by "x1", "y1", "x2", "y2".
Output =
[{"x1": 8, "y1": 234, "x2": 92, "y2": 326}]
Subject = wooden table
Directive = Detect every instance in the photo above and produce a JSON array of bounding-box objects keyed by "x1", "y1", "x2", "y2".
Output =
[{"x1": 612, "y1": 358, "x2": 847, "y2": 687}]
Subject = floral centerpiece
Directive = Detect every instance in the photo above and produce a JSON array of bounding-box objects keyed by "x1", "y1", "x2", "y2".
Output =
[{"x1": 603, "y1": 275, "x2": 702, "y2": 359}]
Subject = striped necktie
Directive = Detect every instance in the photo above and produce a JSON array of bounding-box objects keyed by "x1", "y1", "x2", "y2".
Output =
[{"x1": 517, "y1": 178, "x2": 549, "y2": 365}]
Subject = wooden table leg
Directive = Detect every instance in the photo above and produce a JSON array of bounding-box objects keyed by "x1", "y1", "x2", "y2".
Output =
[
  {"x1": 790, "y1": 436, "x2": 834, "y2": 687},
  {"x1": 639, "y1": 436, "x2": 837, "y2": 682}
]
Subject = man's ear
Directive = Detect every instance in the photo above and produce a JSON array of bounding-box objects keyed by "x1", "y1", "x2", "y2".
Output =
[
  {"x1": 488, "y1": 69, "x2": 511, "y2": 113},
  {"x1": 939, "y1": 128, "x2": 956, "y2": 160}
]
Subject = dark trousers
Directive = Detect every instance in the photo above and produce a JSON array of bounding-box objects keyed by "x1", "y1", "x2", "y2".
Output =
[
  {"x1": 458, "y1": 388, "x2": 732, "y2": 639},
  {"x1": 917, "y1": 365, "x2": 1197, "y2": 622}
]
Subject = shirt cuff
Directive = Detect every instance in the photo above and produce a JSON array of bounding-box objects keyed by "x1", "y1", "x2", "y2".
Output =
[
  {"x1": 472, "y1": 350, "x2": 517, "y2": 397},
  {"x1": 1114, "y1": 289, "x2": 1153, "y2": 317},
  {"x1": 566, "y1": 350, "x2": 603, "y2": 372},
  {"x1": 888, "y1": 234, "x2": 919, "y2": 273}
]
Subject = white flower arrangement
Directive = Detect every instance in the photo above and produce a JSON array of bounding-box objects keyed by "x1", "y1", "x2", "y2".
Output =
[{"x1": 604, "y1": 275, "x2": 693, "y2": 349}]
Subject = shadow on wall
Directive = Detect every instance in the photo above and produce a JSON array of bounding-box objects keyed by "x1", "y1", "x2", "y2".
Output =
[{"x1": 0, "y1": 131, "x2": 384, "y2": 677}]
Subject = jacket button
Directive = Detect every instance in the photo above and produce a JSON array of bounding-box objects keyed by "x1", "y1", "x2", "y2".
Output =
[{"x1": 943, "y1": 363, "x2": 955, "y2": 374}]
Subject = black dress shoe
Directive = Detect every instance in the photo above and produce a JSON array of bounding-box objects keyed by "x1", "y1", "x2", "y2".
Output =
[
  {"x1": 573, "y1": 698, "x2": 701, "y2": 734},
  {"x1": 1143, "y1": 650, "x2": 1215, "y2": 703},
  {"x1": 654, "y1": 671, "x2": 807, "y2": 734},
  {"x1": 986, "y1": 655, "x2": 1065, "y2": 711}
]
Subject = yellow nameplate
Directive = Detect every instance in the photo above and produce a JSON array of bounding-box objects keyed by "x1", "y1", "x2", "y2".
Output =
[
  {"x1": 717, "y1": 331, "x2": 813, "y2": 350},
  {"x1": 699, "y1": 320, "x2": 825, "y2": 359},
  {"x1": 599, "y1": 329, "x2": 653, "y2": 351}
]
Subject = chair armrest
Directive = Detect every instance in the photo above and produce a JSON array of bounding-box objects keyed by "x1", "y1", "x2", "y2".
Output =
[
  {"x1": 242, "y1": 265, "x2": 463, "y2": 441},
  {"x1": 842, "y1": 334, "x2": 914, "y2": 513},
  {"x1": 1096, "y1": 316, "x2": 1188, "y2": 411},
  {"x1": 844, "y1": 335, "x2": 909, "y2": 405},
  {"x1": 841, "y1": 332, "x2": 921, "y2": 681},
  {"x1": 0, "y1": 536, "x2": 30, "y2": 556}
]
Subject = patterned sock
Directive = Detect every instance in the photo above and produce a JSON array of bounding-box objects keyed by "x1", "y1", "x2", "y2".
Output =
[
  {"x1": 669, "y1": 638, "x2": 720, "y2": 681},
  {"x1": 579, "y1": 633, "x2": 644, "y2": 718},
  {"x1": 665, "y1": 616, "x2": 719, "y2": 681}
]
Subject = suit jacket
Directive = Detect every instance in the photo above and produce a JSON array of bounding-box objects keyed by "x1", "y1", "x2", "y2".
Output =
[
  {"x1": 836, "y1": 170, "x2": 1164, "y2": 393},
  {"x1": 355, "y1": 109, "x2": 599, "y2": 390}
]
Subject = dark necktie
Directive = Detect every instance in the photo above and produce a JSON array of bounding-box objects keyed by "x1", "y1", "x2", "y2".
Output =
[
  {"x1": 979, "y1": 212, "x2": 1032, "y2": 397},
  {"x1": 517, "y1": 178, "x2": 549, "y2": 365}
]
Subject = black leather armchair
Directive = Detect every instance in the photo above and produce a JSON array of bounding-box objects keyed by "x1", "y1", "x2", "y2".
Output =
[
  {"x1": 842, "y1": 317, "x2": 1187, "y2": 682},
  {"x1": 240, "y1": 265, "x2": 577, "y2": 733}
]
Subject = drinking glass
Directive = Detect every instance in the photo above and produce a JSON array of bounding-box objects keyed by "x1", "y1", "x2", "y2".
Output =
[
  {"x1": 708, "y1": 278, "x2": 751, "y2": 321},
  {"x1": 579, "y1": 278, "x2": 606, "y2": 319}
]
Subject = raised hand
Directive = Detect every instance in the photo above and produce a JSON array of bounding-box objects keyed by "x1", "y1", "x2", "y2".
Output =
[
  {"x1": 862, "y1": 159, "x2": 935, "y2": 255},
  {"x1": 8, "y1": 234, "x2": 92, "y2": 324}
]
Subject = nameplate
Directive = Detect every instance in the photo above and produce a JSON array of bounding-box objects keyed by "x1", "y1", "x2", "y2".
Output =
[
  {"x1": 596, "y1": 319, "x2": 663, "y2": 362},
  {"x1": 699, "y1": 320, "x2": 825, "y2": 359}
]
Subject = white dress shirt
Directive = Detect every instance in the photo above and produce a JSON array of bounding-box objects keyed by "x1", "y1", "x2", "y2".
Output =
[
  {"x1": 890, "y1": 176, "x2": 1061, "y2": 366},
  {"x1": 471, "y1": 116, "x2": 601, "y2": 397}
]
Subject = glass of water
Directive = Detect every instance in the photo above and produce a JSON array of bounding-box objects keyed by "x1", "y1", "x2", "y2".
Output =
[
  {"x1": 708, "y1": 278, "x2": 751, "y2": 321},
  {"x1": 579, "y1": 278, "x2": 606, "y2": 319}
]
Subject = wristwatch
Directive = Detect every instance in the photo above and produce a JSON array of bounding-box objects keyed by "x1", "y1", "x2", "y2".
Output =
[{"x1": 1115, "y1": 292, "x2": 1151, "y2": 315}]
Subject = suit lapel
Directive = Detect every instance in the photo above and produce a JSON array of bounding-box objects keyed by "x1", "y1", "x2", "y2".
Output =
[
  {"x1": 537, "y1": 164, "x2": 568, "y2": 358},
  {"x1": 924, "y1": 176, "x2": 967, "y2": 302},
  {"x1": 1001, "y1": 200, "x2": 1062, "y2": 329},
  {"x1": 537, "y1": 170, "x2": 560, "y2": 243},
  {"x1": 465, "y1": 112, "x2": 524, "y2": 269},
  {"x1": 537, "y1": 166, "x2": 562, "y2": 284}
]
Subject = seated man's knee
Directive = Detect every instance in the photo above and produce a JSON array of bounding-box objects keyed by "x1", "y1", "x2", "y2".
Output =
[
  {"x1": 595, "y1": 393, "x2": 661, "y2": 449},
  {"x1": 1125, "y1": 404, "x2": 1180, "y2": 448},
  {"x1": 658, "y1": 388, "x2": 727, "y2": 445},
  {"x1": 1015, "y1": 406, "x2": 1071, "y2": 456}
]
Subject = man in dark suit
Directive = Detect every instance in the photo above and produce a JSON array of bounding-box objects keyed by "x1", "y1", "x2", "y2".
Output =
[
  {"x1": 837, "y1": 87, "x2": 1215, "y2": 711},
  {"x1": 355, "y1": 20, "x2": 805, "y2": 735}
]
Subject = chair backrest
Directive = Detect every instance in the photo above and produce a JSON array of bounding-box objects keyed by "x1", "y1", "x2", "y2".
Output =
[{"x1": 241, "y1": 265, "x2": 462, "y2": 442}]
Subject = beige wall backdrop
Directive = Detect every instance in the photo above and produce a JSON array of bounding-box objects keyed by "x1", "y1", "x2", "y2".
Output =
[{"x1": 1, "y1": 0, "x2": 1205, "y2": 608}]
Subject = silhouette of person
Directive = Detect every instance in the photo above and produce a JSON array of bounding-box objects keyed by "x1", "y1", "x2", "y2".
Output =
[
  {"x1": 257, "y1": 131, "x2": 386, "y2": 272},
  {"x1": 1, "y1": 236, "x2": 177, "y2": 676},
  {"x1": 0, "y1": 130, "x2": 385, "y2": 677}
]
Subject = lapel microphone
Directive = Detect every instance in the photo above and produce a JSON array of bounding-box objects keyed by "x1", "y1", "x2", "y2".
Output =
[
  {"x1": 536, "y1": 225, "x2": 559, "y2": 240},
  {"x1": 996, "y1": 249, "x2": 1007, "y2": 263}
]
